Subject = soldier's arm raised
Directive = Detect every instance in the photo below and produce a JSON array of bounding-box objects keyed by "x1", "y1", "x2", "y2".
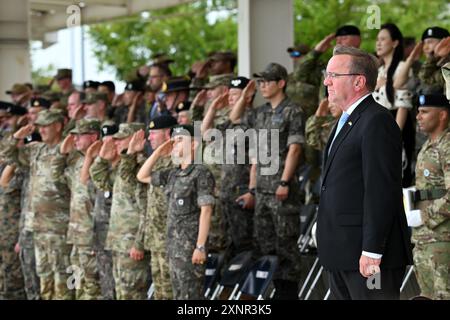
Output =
[
  {"x1": 0, "y1": 165, "x2": 16, "y2": 188},
  {"x1": 201, "y1": 92, "x2": 228, "y2": 137},
  {"x1": 137, "y1": 139, "x2": 173, "y2": 184},
  {"x1": 229, "y1": 80, "x2": 255, "y2": 124},
  {"x1": 89, "y1": 156, "x2": 113, "y2": 191}
]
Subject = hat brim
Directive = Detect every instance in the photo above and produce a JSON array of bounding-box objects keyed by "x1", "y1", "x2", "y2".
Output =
[
  {"x1": 5, "y1": 90, "x2": 13, "y2": 95},
  {"x1": 112, "y1": 132, "x2": 130, "y2": 139}
]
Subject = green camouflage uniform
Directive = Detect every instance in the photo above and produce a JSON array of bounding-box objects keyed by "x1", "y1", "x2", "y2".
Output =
[
  {"x1": 151, "y1": 164, "x2": 215, "y2": 300},
  {"x1": 305, "y1": 114, "x2": 337, "y2": 151},
  {"x1": 135, "y1": 156, "x2": 175, "y2": 300},
  {"x1": 90, "y1": 152, "x2": 150, "y2": 300},
  {"x1": 412, "y1": 128, "x2": 450, "y2": 300},
  {"x1": 0, "y1": 164, "x2": 26, "y2": 299}
]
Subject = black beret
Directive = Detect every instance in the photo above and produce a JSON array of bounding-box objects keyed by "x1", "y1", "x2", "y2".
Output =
[
  {"x1": 83, "y1": 80, "x2": 100, "y2": 90},
  {"x1": 229, "y1": 76, "x2": 250, "y2": 90},
  {"x1": 31, "y1": 97, "x2": 51, "y2": 109},
  {"x1": 6, "y1": 104, "x2": 28, "y2": 116},
  {"x1": 418, "y1": 94, "x2": 450, "y2": 108},
  {"x1": 101, "y1": 122, "x2": 119, "y2": 138},
  {"x1": 148, "y1": 115, "x2": 178, "y2": 130},
  {"x1": 125, "y1": 80, "x2": 145, "y2": 92},
  {"x1": 162, "y1": 77, "x2": 191, "y2": 93},
  {"x1": 335, "y1": 25, "x2": 361, "y2": 37},
  {"x1": 175, "y1": 101, "x2": 191, "y2": 113},
  {"x1": 171, "y1": 124, "x2": 195, "y2": 137},
  {"x1": 421, "y1": 26, "x2": 449, "y2": 41},
  {"x1": 24, "y1": 132, "x2": 42, "y2": 144}
]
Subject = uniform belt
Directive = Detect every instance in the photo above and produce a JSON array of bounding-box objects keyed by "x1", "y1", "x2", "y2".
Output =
[{"x1": 413, "y1": 189, "x2": 446, "y2": 203}]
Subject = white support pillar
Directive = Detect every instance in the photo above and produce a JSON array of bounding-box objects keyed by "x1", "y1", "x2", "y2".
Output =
[
  {"x1": 0, "y1": 0, "x2": 31, "y2": 101},
  {"x1": 238, "y1": 0, "x2": 294, "y2": 80}
]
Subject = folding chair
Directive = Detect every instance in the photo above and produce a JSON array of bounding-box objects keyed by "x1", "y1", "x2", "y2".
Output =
[
  {"x1": 233, "y1": 255, "x2": 279, "y2": 300},
  {"x1": 147, "y1": 282, "x2": 154, "y2": 300},
  {"x1": 297, "y1": 204, "x2": 318, "y2": 254},
  {"x1": 210, "y1": 250, "x2": 254, "y2": 300},
  {"x1": 203, "y1": 251, "x2": 225, "y2": 299}
]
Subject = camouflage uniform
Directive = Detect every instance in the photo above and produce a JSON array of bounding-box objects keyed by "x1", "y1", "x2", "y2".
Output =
[
  {"x1": 242, "y1": 96, "x2": 304, "y2": 284},
  {"x1": 305, "y1": 114, "x2": 337, "y2": 151},
  {"x1": 0, "y1": 111, "x2": 73, "y2": 300},
  {"x1": 18, "y1": 172, "x2": 40, "y2": 300},
  {"x1": 0, "y1": 165, "x2": 26, "y2": 299},
  {"x1": 412, "y1": 128, "x2": 450, "y2": 300},
  {"x1": 215, "y1": 119, "x2": 254, "y2": 256},
  {"x1": 151, "y1": 164, "x2": 215, "y2": 300},
  {"x1": 90, "y1": 126, "x2": 150, "y2": 300},
  {"x1": 92, "y1": 189, "x2": 115, "y2": 300},
  {"x1": 135, "y1": 156, "x2": 175, "y2": 300}
]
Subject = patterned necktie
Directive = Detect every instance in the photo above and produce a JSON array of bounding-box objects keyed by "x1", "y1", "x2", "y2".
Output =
[{"x1": 328, "y1": 112, "x2": 349, "y2": 154}]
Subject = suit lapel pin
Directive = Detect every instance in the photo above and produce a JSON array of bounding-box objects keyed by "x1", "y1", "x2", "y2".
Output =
[{"x1": 348, "y1": 121, "x2": 352, "y2": 126}]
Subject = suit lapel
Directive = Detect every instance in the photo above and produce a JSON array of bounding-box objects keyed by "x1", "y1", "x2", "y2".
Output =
[{"x1": 321, "y1": 95, "x2": 373, "y2": 185}]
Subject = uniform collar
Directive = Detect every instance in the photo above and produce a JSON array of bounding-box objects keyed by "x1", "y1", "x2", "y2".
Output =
[{"x1": 176, "y1": 163, "x2": 195, "y2": 176}]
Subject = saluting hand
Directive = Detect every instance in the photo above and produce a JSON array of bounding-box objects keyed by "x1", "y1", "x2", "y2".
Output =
[
  {"x1": 156, "y1": 139, "x2": 174, "y2": 157},
  {"x1": 99, "y1": 137, "x2": 117, "y2": 161},
  {"x1": 242, "y1": 80, "x2": 257, "y2": 100},
  {"x1": 86, "y1": 140, "x2": 103, "y2": 160},
  {"x1": 60, "y1": 134, "x2": 75, "y2": 154},
  {"x1": 192, "y1": 89, "x2": 208, "y2": 107},
  {"x1": 315, "y1": 33, "x2": 336, "y2": 53},
  {"x1": 127, "y1": 129, "x2": 146, "y2": 154},
  {"x1": 434, "y1": 36, "x2": 450, "y2": 58},
  {"x1": 13, "y1": 124, "x2": 34, "y2": 140},
  {"x1": 315, "y1": 98, "x2": 330, "y2": 117}
]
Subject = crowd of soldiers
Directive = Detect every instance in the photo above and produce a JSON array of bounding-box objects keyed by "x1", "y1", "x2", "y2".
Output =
[{"x1": 0, "y1": 22, "x2": 448, "y2": 300}]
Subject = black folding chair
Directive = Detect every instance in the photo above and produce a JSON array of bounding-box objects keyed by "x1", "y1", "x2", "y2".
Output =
[
  {"x1": 203, "y1": 252, "x2": 225, "y2": 299},
  {"x1": 233, "y1": 255, "x2": 279, "y2": 300},
  {"x1": 210, "y1": 250, "x2": 254, "y2": 300},
  {"x1": 297, "y1": 203, "x2": 318, "y2": 253}
]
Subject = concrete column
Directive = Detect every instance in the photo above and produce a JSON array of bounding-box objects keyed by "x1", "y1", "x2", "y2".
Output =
[
  {"x1": 237, "y1": 0, "x2": 294, "y2": 79},
  {"x1": 0, "y1": 0, "x2": 31, "y2": 101}
]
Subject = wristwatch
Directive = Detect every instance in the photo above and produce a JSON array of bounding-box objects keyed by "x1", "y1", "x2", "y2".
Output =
[
  {"x1": 279, "y1": 180, "x2": 289, "y2": 187},
  {"x1": 196, "y1": 245, "x2": 206, "y2": 253},
  {"x1": 249, "y1": 188, "x2": 256, "y2": 196}
]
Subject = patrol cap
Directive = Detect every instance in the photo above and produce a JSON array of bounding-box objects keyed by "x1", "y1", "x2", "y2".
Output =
[
  {"x1": 31, "y1": 97, "x2": 51, "y2": 109},
  {"x1": 148, "y1": 115, "x2": 178, "y2": 130},
  {"x1": 34, "y1": 109, "x2": 65, "y2": 126},
  {"x1": 253, "y1": 63, "x2": 288, "y2": 81},
  {"x1": 203, "y1": 74, "x2": 234, "y2": 89},
  {"x1": 112, "y1": 122, "x2": 145, "y2": 139},
  {"x1": 175, "y1": 101, "x2": 191, "y2": 113},
  {"x1": 101, "y1": 121, "x2": 119, "y2": 138},
  {"x1": 161, "y1": 77, "x2": 191, "y2": 93},
  {"x1": 286, "y1": 43, "x2": 310, "y2": 57},
  {"x1": 6, "y1": 104, "x2": 28, "y2": 116},
  {"x1": 83, "y1": 80, "x2": 100, "y2": 90},
  {"x1": 70, "y1": 118, "x2": 101, "y2": 134},
  {"x1": 421, "y1": 26, "x2": 449, "y2": 41},
  {"x1": 417, "y1": 94, "x2": 450, "y2": 109},
  {"x1": 150, "y1": 53, "x2": 175, "y2": 66},
  {"x1": 82, "y1": 92, "x2": 108, "y2": 104},
  {"x1": 125, "y1": 80, "x2": 145, "y2": 92},
  {"x1": 335, "y1": 25, "x2": 361, "y2": 37},
  {"x1": 55, "y1": 68, "x2": 72, "y2": 80},
  {"x1": 171, "y1": 124, "x2": 195, "y2": 138},
  {"x1": 208, "y1": 51, "x2": 237, "y2": 64},
  {"x1": 5, "y1": 83, "x2": 30, "y2": 95},
  {"x1": 229, "y1": 76, "x2": 250, "y2": 90}
]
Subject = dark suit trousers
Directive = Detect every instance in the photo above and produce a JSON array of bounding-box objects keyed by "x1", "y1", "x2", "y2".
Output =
[{"x1": 328, "y1": 267, "x2": 406, "y2": 300}]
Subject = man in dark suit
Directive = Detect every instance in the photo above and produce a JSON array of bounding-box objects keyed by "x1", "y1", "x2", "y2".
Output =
[{"x1": 317, "y1": 45, "x2": 413, "y2": 300}]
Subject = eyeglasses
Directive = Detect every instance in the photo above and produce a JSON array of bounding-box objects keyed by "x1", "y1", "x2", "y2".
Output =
[
  {"x1": 290, "y1": 51, "x2": 302, "y2": 58},
  {"x1": 323, "y1": 71, "x2": 363, "y2": 79}
]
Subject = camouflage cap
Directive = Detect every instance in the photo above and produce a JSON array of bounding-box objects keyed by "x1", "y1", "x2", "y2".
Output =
[
  {"x1": 70, "y1": 118, "x2": 101, "y2": 134},
  {"x1": 442, "y1": 62, "x2": 450, "y2": 100},
  {"x1": 5, "y1": 83, "x2": 30, "y2": 95},
  {"x1": 150, "y1": 53, "x2": 175, "y2": 66},
  {"x1": 253, "y1": 63, "x2": 288, "y2": 81},
  {"x1": 34, "y1": 109, "x2": 65, "y2": 126},
  {"x1": 112, "y1": 122, "x2": 145, "y2": 139},
  {"x1": 82, "y1": 92, "x2": 108, "y2": 104},
  {"x1": 208, "y1": 51, "x2": 237, "y2": 63},
  {"x1": 55, "y1": 68, "x2": 72, "y2": 80},
  {"x1": 203, "y1": 73, "x2": 235, "y2": 89}
]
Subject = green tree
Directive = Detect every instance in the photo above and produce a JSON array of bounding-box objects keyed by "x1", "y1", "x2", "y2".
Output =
[{"x1": 88, "y1": 0, "x2": 238, "y2": 80}]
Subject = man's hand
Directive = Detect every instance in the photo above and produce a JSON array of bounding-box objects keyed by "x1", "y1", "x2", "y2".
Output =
[
  {"x1": 99, "y1": 137, "x2": 117, "y2": 161},
  {"x1": 192, "y1": 89, "x2": 208, "y2": 107},
  {"x1": 359, "y1": 255, "x2": 381, "y2": 278},
  {"x1": 275, "y1": 185, "x2": 289, "y2": 202},
  {"x1": 13, "y1": 124, "x2": 34, "y2": 140},
  {"x1": 315, "y1": 33, "x2": 336, "y2": 53},
  {"x1": 14, "y1": 243, "x2": 20, "y2": 254},
  {"x1": 407, "y1": 41, "x2": 423, "y2": 62},
  {"x1": 156, "y1": 139, "x2": 174, "y2": 157},
  {"x1": 211, "y1": 92, "x2": 229, "y2": 111},
  {"x1": 242, "y1": 80, "x2": 257, "y2": 100},
  {"x1": 60, "y1": 134, "x2": 75, "y2": 154},
  {"x1": 192, "y1": 248, "x2": 206, "y2": 265},
  {"x1": 86, "y1": 140, "x2": 103, "y2": 160},
  {"x1": 73, "y1": 104, "x2": 86, "y2": 120},
  {"x1": 434, "y1": 36, "x2": 450, "y2": 58},
  {"x1": 191, "y1": 60, "x2": 210, "y2": 79},
  {"x1": 127, "y1": 129, "x2": 146, "y2": 155},
  {"x1": 112, "y1": 93, "x2": 124, "y2": 107},
  {"x1": 235, "y1": 192, "x2": 255, "y2": 210},
  {"x1": 131, "y1": 91, "x2": 144, "y2": 107},
  {"x1": 129, "y1": 247, "x2": 144, "y2": 261},
  {"x1": 315, "y1": 98, "x2": 330, "y2": 117}
]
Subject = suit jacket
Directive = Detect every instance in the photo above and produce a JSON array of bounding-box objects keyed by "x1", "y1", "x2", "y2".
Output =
[{"x1": 317, "y1": 95, "x2": 413, "y2": 271}]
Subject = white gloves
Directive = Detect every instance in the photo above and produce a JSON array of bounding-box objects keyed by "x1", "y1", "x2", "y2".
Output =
[{"x1": 406, "y1": 209, "x2": 423, "y2": 227}]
